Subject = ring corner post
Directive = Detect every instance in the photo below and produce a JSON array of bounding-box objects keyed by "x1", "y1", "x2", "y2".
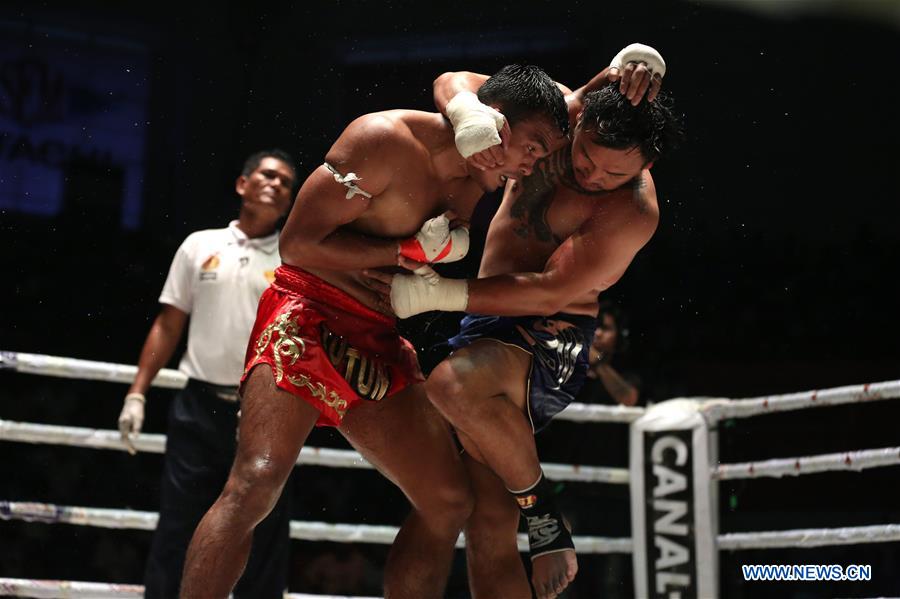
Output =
[{"x1": 630, "y1": 399, "x2": 718, "y2": 599}]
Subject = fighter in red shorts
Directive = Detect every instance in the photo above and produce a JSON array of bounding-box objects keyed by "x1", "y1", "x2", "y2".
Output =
[{"x1": 179, "y1": 65, "x2": 571, "y2": 598}]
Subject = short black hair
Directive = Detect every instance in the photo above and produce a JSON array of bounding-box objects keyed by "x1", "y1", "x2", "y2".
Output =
[
  {"x1": 241, "y1": 149, "x2": 297, "y2": 178},
  {"x1": 580, "y1": 84, "x2": 684, "y2": 163},
  {"x1": 477, "y1": 64, "x2": 569, "y2": 137},
  {"x1": 598, "y1": 299, "x2": 630, "y2": 354}
]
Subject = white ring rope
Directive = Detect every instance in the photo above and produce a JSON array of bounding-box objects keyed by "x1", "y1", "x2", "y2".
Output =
[
  {"x1": 0, "y1": 352, "x2": 187, "y2": 389},
  {"x1": 712, "y1": 446, "x2": 900, "y2": 480},
  {"x1": 0, "y1": 578, "x2": 377, "y2": 599},
  {"x1": 0, "y1": 501, "x2": 631, "y2": 554},
  {"x1": 717, "y1": 524, "x2": 900, "y2": 550},
  {"x1": 0, "y1": 419, "x2": 629, "y2": 484},
  {"x1": 0, "y1": 579, "x2": 143, "y2": 599},
  {"x1": 700, "y1": 380, "x2": 900, "y2": 423},
  {"x1": 6, "y1": 499, "x2": 895, "y2": 554},
  {"x1": 5, "y1": 350, "x2": 900, "y2": 594},
  {"x1": 5, "y1": 352, "x2": 898, "y2": 426},
  {"x1": 554, "y1": 401, "x2": 645, "y2": 423},
  {"x1": 0, "y1": 351, "x2": 644, "y2": 423}
]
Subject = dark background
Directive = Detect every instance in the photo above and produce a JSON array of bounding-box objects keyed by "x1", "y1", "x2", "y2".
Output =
[{"x1": 1, "y1": 1, "x2": 898, "y2": 597}]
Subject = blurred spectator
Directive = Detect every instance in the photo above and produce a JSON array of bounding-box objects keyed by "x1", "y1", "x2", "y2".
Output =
[{"x1": 582, "y1": 300, "x2": 642, "y2": 407}]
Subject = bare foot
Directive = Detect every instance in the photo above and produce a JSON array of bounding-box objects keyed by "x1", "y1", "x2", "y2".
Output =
[{"x1": 531, "y1": 548, "x2": 578, "y2": 599}]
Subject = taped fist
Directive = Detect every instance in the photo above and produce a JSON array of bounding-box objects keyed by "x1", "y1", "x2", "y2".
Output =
[
  {"x1": 446, "y1": 90, "x2": 507, "y2": 159},
  {"x1": 399, "y1": 214, "x2": 469, "y2": 264}
]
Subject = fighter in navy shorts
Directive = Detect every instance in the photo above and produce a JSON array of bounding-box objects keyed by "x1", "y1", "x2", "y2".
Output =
[{"x1": 448, "y1": 312, "x2": 597, "y2": 432}]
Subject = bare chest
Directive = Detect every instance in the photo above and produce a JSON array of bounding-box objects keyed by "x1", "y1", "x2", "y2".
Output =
[
  {"x1": 505, "y1": 179, "x2": 595, "y2": 244},
  {"x1": 481, "y1": 183, "x2": 595, "y2": 275},
  {"x1": 352, "y1": 175, "x2": 481, "y2": 238}
]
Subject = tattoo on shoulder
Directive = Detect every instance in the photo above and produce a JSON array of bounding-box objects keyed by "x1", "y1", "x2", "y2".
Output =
[
  {"x1": 509, "y1": 153, "x2": 561, "y2": 243},
  {"x1": 510, "y1": 148, "x2": 635, "y2": 242},
  {"x1": 631, "y1": 174, "x2": 651, "y2": 215}
]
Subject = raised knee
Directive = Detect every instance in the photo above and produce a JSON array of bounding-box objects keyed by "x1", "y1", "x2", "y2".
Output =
[{"x1": 425, "y1": 362, "x2": 468, "y2": 416}]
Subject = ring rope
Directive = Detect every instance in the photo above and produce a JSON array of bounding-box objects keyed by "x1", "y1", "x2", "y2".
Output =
[
  {"x1": 712, "y1": 446, "x2": 900, "y2": 480},
  {"x1": 8, "y1": 353, "x2": 900, "y2": 424},
  {"x1": 0, "y1": 351, "x2": 644, "y2": 424},
  {"x1": 0, "y1": 501, "x2": 631, "y2": 554},
  {"x1": 5, "y1": 499, "x2": 895, "y2": 554},
  {"x1": 0, "y1": 419, "x2": 629, "y2": 484},
  {"x1": 0, "y1": 578, "x2": 143, "y2": 599},
  {"x1": 717, "y1": 524, "x2": 900, "y2": 550},
  {"x1": 555, "y1": 401, "x2": 645, "y2": 423},
  {"x1": 0, "y1": 351, "x2": 187, "y2": 389},
  {"x1": 0, "y1": 578, "x2": 378, "y2": 599},
  {"x1": 5, "y1": 351, "x2": 900, "y2": 593},
  {"x1": 700, "y1": 380, "x2": 900, "y2": 423}
]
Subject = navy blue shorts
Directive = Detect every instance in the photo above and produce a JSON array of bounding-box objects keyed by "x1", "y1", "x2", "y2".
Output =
[{"x1": 448, "y1": 313, "x2": 597, "y2": 432}]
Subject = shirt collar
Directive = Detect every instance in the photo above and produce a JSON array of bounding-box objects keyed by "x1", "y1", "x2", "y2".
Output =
[{"x1": 228, "y1": 220, "x2": 279, "y2": 254}]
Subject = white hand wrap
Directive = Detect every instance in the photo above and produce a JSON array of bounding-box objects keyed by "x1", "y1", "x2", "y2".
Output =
[
  {"x1": 446, "y1": 91, "x2": 506, "y2": 158},
  {"x1": 118, "y1": 392, "x2": 146, "y2": 455},
  {"x1": 610, "y1": 43, "x2": 666, "y2": 79},
  {"x1": 399, "y1": 215, "x2": 469, "y2": 264},
  {"x1": 391, "y1": 265, "x2": 469, "y2": 319}
]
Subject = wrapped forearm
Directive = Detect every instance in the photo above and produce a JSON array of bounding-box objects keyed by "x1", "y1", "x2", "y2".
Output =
[{"x1": 390, "y1": 266, "x2": 469, "y2": 318}]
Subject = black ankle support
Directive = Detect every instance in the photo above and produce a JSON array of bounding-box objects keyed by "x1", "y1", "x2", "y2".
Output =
[{"x1": 512, "y1": 473, "x2": 575, "y2": 559}]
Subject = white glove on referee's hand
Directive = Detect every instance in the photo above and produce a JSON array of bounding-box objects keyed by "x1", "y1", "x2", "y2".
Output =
[{"x1": 118, "y1": 393, "x2": 145, "y2": 456}]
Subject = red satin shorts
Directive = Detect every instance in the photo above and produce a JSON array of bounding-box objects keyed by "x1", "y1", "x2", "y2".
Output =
[{"x1": 242, "y1": 265, "x2": 423, "y2": 427}]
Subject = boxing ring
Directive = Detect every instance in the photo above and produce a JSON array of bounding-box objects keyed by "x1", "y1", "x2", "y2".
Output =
[{"x1": 1, "y1": 351, "x2": 898, "y2": 598}]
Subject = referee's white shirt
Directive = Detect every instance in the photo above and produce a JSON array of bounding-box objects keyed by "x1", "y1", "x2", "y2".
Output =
[{"x1": 159, "y1": 220, "x2": 280, "y2": 386}]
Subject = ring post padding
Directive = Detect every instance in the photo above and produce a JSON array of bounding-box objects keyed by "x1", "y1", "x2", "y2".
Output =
[{"x1": 630, "y1": 399, "x2": 718, "y2": 599}]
